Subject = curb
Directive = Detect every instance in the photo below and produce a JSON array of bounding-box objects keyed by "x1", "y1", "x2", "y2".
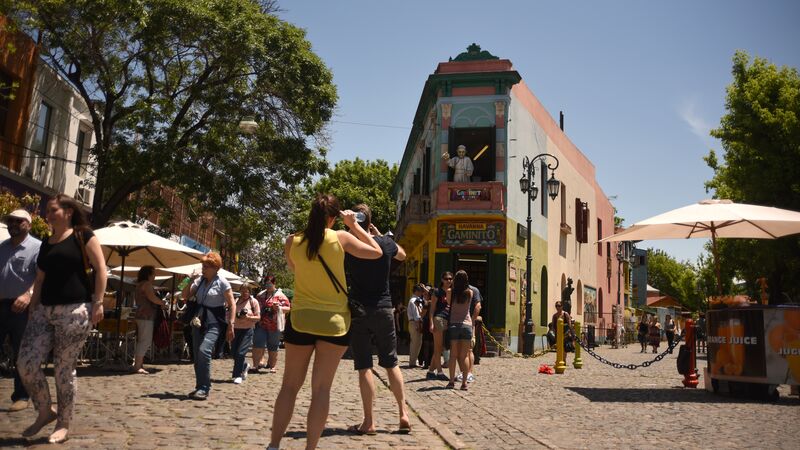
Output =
[{"x1": 372, "y1": 368, "x2": 467, "y2": 450}]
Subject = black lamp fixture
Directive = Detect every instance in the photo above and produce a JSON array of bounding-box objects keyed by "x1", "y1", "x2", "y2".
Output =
[{"x1": 519, "y1": 153, "x2": 560, "y2": 355}]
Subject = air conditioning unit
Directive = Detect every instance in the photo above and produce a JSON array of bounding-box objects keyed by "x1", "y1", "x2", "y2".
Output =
[{"x1": 75, "y1": 187, "x2": 93, "y2": 204}]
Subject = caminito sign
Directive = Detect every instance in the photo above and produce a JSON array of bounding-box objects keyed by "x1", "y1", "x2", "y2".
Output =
[{"x1": 438, "y1": 221, "x2": 505, "y2": 249}]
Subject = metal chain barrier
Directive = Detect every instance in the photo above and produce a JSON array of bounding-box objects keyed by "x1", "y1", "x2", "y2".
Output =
[
  {"x1": 578, "y1": 334, "x2": 684, "y2": 370},
  {"x1": 481, "y1": 323, "x2": 551, "y2": 359}
]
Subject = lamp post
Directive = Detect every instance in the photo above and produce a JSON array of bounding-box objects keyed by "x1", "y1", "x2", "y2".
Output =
[{"x1": 519, "y1": 153, "x2": 560, "y2": 355}]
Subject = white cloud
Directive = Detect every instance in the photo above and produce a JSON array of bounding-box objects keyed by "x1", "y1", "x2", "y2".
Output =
[{"x1": 678, "y1": 98, "x2": 712, "y2": 141}]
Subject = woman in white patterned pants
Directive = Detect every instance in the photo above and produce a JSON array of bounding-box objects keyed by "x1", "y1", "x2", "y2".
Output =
[{"x1": 17, "y1": 194, "x2": 106, "y2": 444}]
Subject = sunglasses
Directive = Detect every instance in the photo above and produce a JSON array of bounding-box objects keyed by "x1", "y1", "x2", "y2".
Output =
[
  {"x1": 556, "y1": 305, "x2": 562, "y2": 308},
  {"x1": 443, "y1": 277, "x2": 453, "y2": 281}
]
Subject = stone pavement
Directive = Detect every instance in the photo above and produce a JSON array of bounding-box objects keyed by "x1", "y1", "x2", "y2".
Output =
[{"x1": 1, "y1": 344, "x2": 798, "y2": 449}]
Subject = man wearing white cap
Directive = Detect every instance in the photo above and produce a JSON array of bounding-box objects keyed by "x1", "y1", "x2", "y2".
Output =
[
  {"x1": 442, "y1": 144, "x2": 474, "y2": 183},
  {"x1": 0, "y1": 209, "x2": 41, "y2": 412}
]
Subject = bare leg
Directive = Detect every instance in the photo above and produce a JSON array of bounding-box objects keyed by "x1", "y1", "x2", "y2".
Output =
[
  {"x1": 252, "y1": 347, "x2": 265, "y2": 368},
  {"x1": 305, "y1": 341, "x2": 347, "y2": 450},
  {"x1": 430, "y1": 329, "x2": 443, "y2": 373},
  {"x1": 448, "y1": 345, "x2": 458, "y2": 382},
  {"x1": 385, "y1": 366, "x2": 409, "y2": 429},
  {"x1": 268, "y1": 343, "x2": 313, "y2": 449},
  {"x1": 457, "y1": 342, "x2": 469, "y2": 389},
  {"x1": 268, "y1": 350, "x2": 279, "y2": 371},
  {"x1": 356, "y1": 369, "x2": 376, "y2": 433}
]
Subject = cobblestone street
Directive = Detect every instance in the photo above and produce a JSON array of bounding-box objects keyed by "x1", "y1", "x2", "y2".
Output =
[{"x1": 1, "y1": 344, "x2": 797, "y2": 449}]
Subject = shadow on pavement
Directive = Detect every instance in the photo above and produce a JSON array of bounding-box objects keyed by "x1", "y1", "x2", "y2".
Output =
[
  {"x1": 285, "y1": 428, "x2": 396, "y2": 439},
  {"x1": 0, "y1": 437, "x2": 48, "y2": 447},
  {"x1": 143, "y1": 392, "x2": 193, "y2": 401},
  {"x1": 416, "y1": 385, "x2": 452, "y2": 392},
  {"x1": 566, "y1": 387, "x2": 800, "y2": 404}
]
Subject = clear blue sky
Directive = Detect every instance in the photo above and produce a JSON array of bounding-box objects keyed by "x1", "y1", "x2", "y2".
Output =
[{"x1": 279, "y1": 0, "x2": 800, "y2": 265}]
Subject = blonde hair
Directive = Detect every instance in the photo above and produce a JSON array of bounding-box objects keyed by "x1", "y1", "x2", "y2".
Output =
[{"x1": 202, "y1": 252, "x2": 223, "y2": 269}]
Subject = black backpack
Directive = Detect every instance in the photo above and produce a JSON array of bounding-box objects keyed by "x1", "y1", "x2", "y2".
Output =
[{"x1": 677, "y1": 344, "x2": 690, "y2": 375}]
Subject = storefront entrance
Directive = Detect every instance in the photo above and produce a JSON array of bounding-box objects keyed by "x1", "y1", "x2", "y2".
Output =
[{"x1": 455, "y1": 253, "x2": 489, "y2": 324}]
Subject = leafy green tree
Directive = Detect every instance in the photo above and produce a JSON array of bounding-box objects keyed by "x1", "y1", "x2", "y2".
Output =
[
  {"x1": 4, "y1": 1, "x2": 336, "y2": 237},
  {"x1": 646, "y1": 249, "x2": 706, "y2": 311},
  {"x1": 291, "y1": 158, "x2": 399, "y2": 234},
  {"x1": 0, "y1": 190, "x2": 49, "y2": 238},
  {"x1": 705, "y1": 51, "x2": 800, "y2": 303}
]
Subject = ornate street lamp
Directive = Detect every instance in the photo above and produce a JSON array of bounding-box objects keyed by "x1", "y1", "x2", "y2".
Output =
[{"x1": 519, "y1": 153, "x2": 560, "y2": 355}]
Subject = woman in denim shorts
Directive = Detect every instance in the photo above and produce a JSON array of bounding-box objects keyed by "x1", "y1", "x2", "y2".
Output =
[{"x1": 445, "y1": 270, "x2": 474, "y2": 391}]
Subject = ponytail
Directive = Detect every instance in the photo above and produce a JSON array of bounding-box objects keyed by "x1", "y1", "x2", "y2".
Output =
[{"x1": 301, "y1": 193, "x2": 340, "y2": 259}]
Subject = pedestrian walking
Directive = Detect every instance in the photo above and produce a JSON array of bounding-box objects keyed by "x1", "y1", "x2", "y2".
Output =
[
  {"x1": 181, "y1": 252, "x2": 235, "y2": 400},
  {"x1": 17, "y1": 195, "x2": 107, "y2": 444},
  {"x1": 231, "y1": 285, "x2": 260, "y2": 384},
  {"x1": 406, "y1": 285, "x2": 425, "y2": 368},
  {"x1": 344, "y1": 204, "x2": 411, "y2": 436},
  {"x1": 427, "y1": 272, "x2": 453, "y2": 381},
  {"x1": 446, "y1": 270, "x2": 474, "y2": 391},
  {"x1": 0, "y1": 209, "x2": 40, "y2": 413},
  {"x1": 648, "y1": 316, "x2": 662, "y2": 353},
  {"x1": 268, "y1": 194, "x2": 382, "y2": 450},
  {"x1": 458, "y1": 283, "x2": 482, "y2": 384},
  {"x1": 664, "y1": 314, "x2": 676, "y2": 353},
  {"x1": 132, "y1": 265, "x2": 167, "y2": 374},
  {"x1": 254, "y1": 278, "x2": 291, "y2": 373},
  {"x1": 637, "y1": 316, "x2": 649, "y2": 353},
  {"x1": 419, "y1": 286, "x2": 433, "y2": 368}
]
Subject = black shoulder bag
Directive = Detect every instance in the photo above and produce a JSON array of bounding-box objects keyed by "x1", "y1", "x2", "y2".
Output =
[
  {"x1": 179, "y1": 278, "x2": 203, "y2": 326},
  {"x1": 318, "y1": 254, "x2": 366, "y2": 318}
]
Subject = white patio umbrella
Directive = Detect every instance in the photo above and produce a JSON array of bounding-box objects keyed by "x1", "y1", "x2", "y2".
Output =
[
  {"x1": 0, "y1": 223, "x2": 8, "y2": 241},
  {"x1": 94, "y1": 221, "x2": 204, "y2": 332},
  {"x1": 600, "y1": 199, "x2": 800, "y2": 294},
  {"x1": 158, "y1": 263, "x2": 241, "y2": 282}
]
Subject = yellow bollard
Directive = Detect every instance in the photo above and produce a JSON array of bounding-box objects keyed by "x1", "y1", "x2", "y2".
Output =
[
  {"x1": 573, "y1": 319, "x2": 583, "y2": 369},
  {"x1": 555, "y1": 317, "x2": 567, "y2": 374}
]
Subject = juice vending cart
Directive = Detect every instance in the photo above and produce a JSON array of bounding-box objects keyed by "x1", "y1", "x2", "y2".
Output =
[{"x1": 706, "y1": 304, "x2": 800, "y2": 399}]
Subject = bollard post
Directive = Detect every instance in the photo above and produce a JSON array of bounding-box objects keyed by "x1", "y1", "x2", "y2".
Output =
[
  {"x1": 682, "y1": 318, "x2": 699, "y2": 388},
  {"x1": 573, "y1": 319, "x2": 583, "y2": 369},
  {"x1": 555, "y1": 317, "x2": 567, "y2": 374}
]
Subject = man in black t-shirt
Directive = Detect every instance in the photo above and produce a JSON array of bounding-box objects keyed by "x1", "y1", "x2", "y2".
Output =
[{"x1": 345, "y1": 204, "x2": 411, "y2": 435}]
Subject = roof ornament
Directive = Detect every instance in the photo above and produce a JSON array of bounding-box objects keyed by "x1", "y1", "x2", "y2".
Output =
[{"x1": 450, "y1": 43, "x2": 499, "y2": 62}]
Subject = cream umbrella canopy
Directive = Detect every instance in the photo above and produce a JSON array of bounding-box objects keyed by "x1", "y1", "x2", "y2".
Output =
[
  {"x1": 94, "y1": 221, "x2": 204, "y2": 325},
  {"x1": 95, "y1": 221, "x2": 205, "y2": 268},
  {"x1": 600, "y1": 199, "x2": 800, "y2": 294},
  {"x1": 0, "y1": 223, "x2": 8, "y2": 241}
]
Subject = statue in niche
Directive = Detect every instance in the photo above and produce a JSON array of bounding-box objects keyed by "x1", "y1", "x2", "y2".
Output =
[{"x1": 561, "y1": 277, "x2": 574, "y2": 315}]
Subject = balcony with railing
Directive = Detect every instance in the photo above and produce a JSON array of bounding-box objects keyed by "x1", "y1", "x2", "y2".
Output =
[{"x1": 394, "y1": 194, "x2": 432, "y2": 241}]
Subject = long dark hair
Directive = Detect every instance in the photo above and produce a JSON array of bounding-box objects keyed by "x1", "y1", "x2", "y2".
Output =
[
  {"x1": 51, "y1": 194, "x2": 90, "y2": 230},
  {"x1": 137, "y1": 265, "x2": 155, "y2": 282},
  {"x1": 452, "y1": 270, "x2": 470, "y2": 304},
  {"x1": 301, "y1": 193, "x2": 340, "y2": 259}
]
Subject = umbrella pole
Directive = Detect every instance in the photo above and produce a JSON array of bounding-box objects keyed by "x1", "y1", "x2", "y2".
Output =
[
  {"x1": 711, "y1": 232, "x2": 723, "y2": 295},
  {"x1": 116, "y1": 253, "x2": 127, "y2": 362}
]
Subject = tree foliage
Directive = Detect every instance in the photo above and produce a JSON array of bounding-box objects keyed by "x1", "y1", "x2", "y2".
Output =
[
  {"x1": 290, "y1": 158, "x2": 399, "y2": 234},
  {"x1": 4, "y1": 0, "x2": 337, "y2": 241},
  {"x1": 645, "y1": 249, "x2": 711, "y2": 311},
  {"x1": 0, "y1": 190, "x2": 49, "y2": 238},
  {"x1": 705, "y1": 51, "x2": 800, "y2": 303}
]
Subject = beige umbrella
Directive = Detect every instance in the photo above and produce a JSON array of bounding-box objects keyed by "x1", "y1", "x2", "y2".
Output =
[
  {"x1": 95, "y1": 221, "x2": 204, "y2": 268},
  {"x1": 600, "y1": 199, "x2": 800, "y2": 294},
  {"x1": 0, "y1": 223, "x2": 8, "y2": 241},
  {"x1": 158, "y1": 263, "x2": 241, "y2": 281},
  {"x1": 94, "y1": 221, "x2": 204, "y2": 331}
]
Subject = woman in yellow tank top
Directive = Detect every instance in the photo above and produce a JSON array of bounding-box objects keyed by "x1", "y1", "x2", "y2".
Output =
[{"x1": 269, "y1": 193, "x2": 382, "y2": 450}]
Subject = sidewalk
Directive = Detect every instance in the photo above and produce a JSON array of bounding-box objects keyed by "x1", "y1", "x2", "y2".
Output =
[{"x1": 1, "y1": 345, "x2": 797, "y2": 449}]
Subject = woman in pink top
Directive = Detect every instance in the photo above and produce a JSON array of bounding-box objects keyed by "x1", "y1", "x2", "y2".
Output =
[{"x1": 445, "y1": 270, "x2": 473, "y2": 391}]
